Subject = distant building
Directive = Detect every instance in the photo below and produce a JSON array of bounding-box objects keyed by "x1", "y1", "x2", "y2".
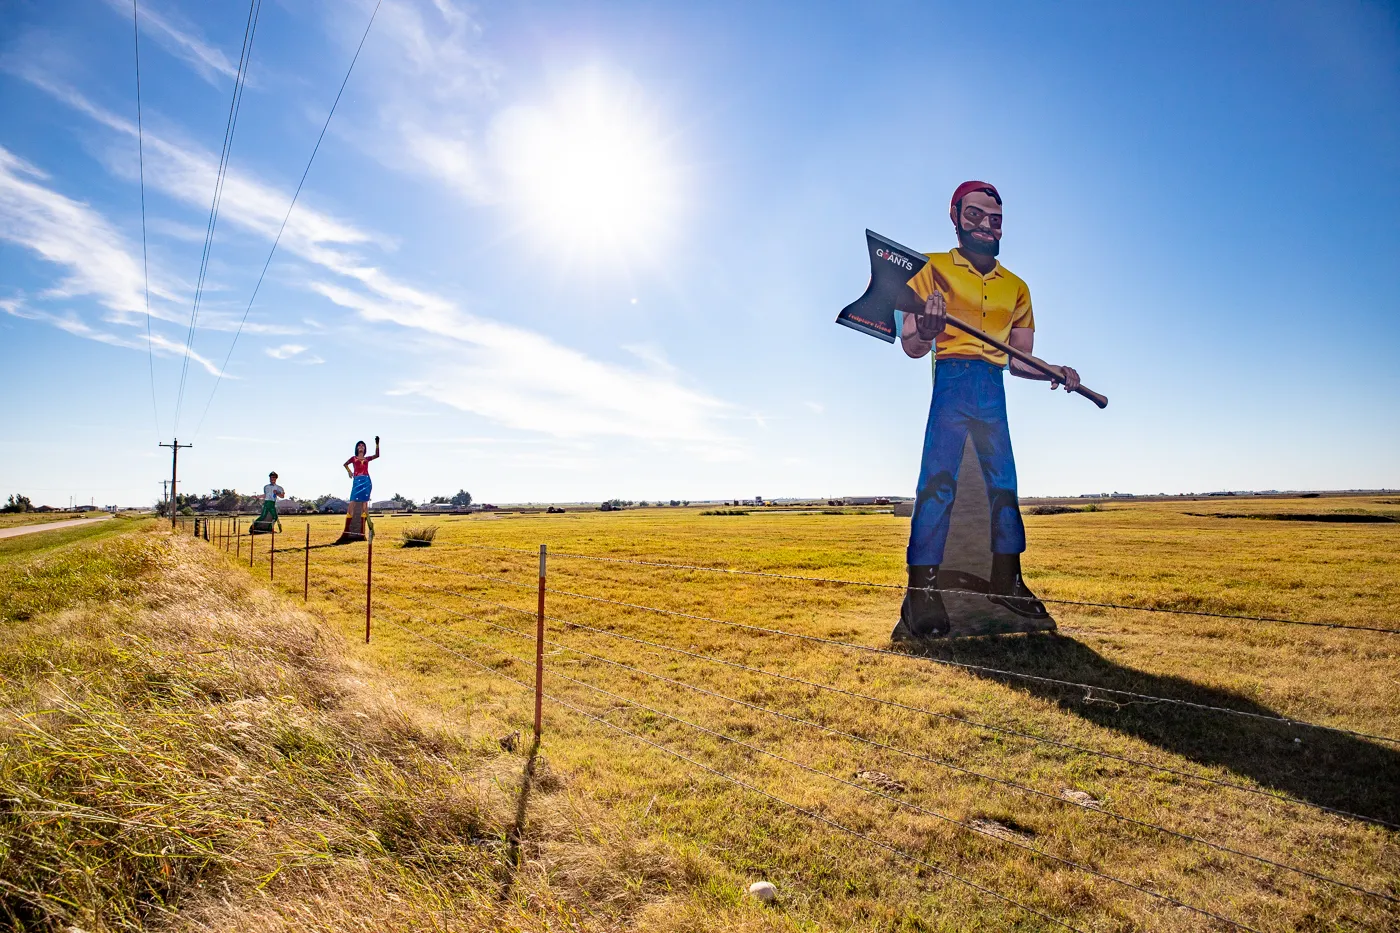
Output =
[{"x1": 319, "y1": 498, "x2": 348, "y2": 514}]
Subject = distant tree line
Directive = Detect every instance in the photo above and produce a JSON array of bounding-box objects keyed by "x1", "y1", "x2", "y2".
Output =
[
  {"x1": 153, "y1": 488, "x2": 474, "y2": 516},
  {"x1": 155, "y1": 489, "x2": 323, "y2": 517},
  {"x1": 598, "y1": 498, "x2": 691, "y2": 511},
  {"x1": 3, "y1": 494, "x2": 34, "y2": 513}
]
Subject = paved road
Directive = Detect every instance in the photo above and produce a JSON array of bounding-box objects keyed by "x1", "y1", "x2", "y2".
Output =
[{"x1": 0, "y1": 516, "x2": 112, "y2": 540}]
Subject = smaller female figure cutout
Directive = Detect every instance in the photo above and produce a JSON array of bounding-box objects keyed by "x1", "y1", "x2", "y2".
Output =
[{"x1": 338, "y1": 436, "x2": 379, "y2": 543}]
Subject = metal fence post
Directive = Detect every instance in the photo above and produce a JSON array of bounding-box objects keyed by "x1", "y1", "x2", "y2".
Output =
[
  {"x1": 236, "y1": 520, "x2": 241, "y2": 558},
  {"x1": 250, "y1": 527, "x2": 255, "y2": 568},
  {"x1": 304, "y1": 523, "x2": 310, "y2": 602},
  {"x1": 535, "y1": 544, "x2": 547, "y2": 743},
  {"x1": 365, "y1": 530, "x2": 374, "y2": 643},
  {"x1": 270, "y1": 527, "x2": 276, "y2": 581}
]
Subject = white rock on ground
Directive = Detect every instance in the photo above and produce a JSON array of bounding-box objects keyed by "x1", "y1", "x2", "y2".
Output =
[{"x1": 746, "y1": 881, "x2": 777, "y2": 903}]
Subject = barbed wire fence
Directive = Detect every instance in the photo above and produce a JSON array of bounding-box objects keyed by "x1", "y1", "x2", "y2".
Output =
[{"x1": 180, "y1": 514, "x2": 1400, "y2": 930}]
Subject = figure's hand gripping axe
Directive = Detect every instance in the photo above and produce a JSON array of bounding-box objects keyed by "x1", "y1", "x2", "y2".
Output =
[{"x1": 836, "y1": 230, "x2": 1108, "y2": 409}]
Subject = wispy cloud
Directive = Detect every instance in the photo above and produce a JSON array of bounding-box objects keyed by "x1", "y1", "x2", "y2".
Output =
[
  {"x1": 17, "y1": 72, "x2": 737, "y2": 449},
  {"x1": 264, "y1": 343, "x2": 323, "y2": 364},
  {"x1": 0, "y1": 141, "x2": 293, "y2": 364},
  {"x1": 1, "y1": 298, "x2": 225, "y2": 376},
  {"x1": 0, "y1": 146, "x2": 175, "y2": 325},
  {"x1": 313, "y1": 281, "x2": 733, "y2": 446},
  {"x1": 104, "y1": 0, "x2": 240, "y2": 87},
  {"x1": 347, "y1": 0, "x2": 502, "y2": 202}
]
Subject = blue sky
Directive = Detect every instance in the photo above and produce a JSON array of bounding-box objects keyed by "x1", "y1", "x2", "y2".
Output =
[{"x1": 1, "y1": 0, "x2": 1397, "y2": 508}]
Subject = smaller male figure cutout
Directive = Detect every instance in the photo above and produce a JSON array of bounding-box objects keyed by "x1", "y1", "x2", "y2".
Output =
[
  {"x1": 257, "y1": 471, "x2": 284, "y2": 533},
  {"x1": 898, "y1": 181, "x2": 1081, "y2": 638}
]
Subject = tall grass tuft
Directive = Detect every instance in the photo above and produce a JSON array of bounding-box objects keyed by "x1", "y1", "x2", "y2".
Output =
[{"x1": 400, "y1": 525, "x2": 439, "y2": 548}]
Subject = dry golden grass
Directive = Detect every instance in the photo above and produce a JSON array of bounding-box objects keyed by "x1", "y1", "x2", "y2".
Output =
[
  {"x1": 216, "y1": 497, "x2": 1400, "y2": 931},
  {"x1": 7, "y1": 502, "x2": 1397, "y2": 931},
  {"x1": 0, "y1": 522, "x2": 782, "y2": 932}
]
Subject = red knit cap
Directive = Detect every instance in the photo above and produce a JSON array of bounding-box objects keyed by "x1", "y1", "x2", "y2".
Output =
[{"x1": 949, "y1": 180, "x2": 1001, "y2": 226}]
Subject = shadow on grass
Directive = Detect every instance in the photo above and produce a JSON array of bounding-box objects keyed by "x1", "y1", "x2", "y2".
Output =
[
  {"x1": 898, "y1": 632, "x2": 1400, "y2": 826},
  {"x1": 498, "y1": 736, "x2": 540, "y2": 900}
]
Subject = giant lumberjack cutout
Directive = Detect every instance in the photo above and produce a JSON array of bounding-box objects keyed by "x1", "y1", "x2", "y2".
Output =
[{"x1": 837, "y1": 182, "x2": 1105, "y2": 640}]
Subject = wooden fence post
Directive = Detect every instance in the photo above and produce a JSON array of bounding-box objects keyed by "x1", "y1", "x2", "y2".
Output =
[
  {"x1": 365, "y1": 529, "x2": 374, "y2": 643},
  {"x1": 535, "y1": 544, "x2": 547, "y2": 743}
]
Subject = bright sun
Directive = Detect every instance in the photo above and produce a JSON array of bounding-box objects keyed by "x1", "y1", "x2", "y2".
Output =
[{"x1": 493, "y1": 69, "x2": 681, "y2": 260}]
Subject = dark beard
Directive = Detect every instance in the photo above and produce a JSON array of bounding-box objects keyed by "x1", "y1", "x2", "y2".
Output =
[{"x1": 957, "y1": 228, "x2": 1000, "y2": 257}]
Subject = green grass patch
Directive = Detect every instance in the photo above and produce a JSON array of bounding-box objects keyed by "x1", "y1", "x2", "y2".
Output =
[
  {"x1": 0, "y1": 518, "x2": 146, "y2": 567},
  {"x1": 0, "y1": 522, "x2": 161, "y2": 625}
]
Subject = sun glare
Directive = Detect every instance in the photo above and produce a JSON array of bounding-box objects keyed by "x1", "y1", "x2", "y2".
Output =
[{"x1": 493, "y1": 70, "x2": 681, "y2": 261}]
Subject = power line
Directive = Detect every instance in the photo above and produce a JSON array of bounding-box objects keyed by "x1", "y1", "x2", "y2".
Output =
[
  {"x1": 425, "y1": 543, "x2": 1400, "y2": 635},
  {"x1": 192, "y1": 0, "x2": 382, "y2": 440},
  {"x1": 131, "y1": 0, "x2": 159, "y2": 441},
  {"x1": 172, "y1": 0, "x2": 261, "y2": 433},
  {"x1": 531, "y1": 629, "x2": 1396, "y2": 904},
  {"x1": 384, "y1": 554, "x2": 1400, "y2": 824},
  {"x1": 537, "y1": 585, "x2": 1400, "y2": 746},
  {"x1": 370, "y1": 610, "x2": 1090, "y2": 932},
  {"x1": 397, "y1": 583, "x2": 1399, "y2": 900},
  {"x1": 244, "y1": 537, "x2": 1397, "y2": 923}
]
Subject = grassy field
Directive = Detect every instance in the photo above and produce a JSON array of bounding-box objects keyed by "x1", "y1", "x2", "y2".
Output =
[
  {"x1": 0, "y1": 510, "x2": 109, "y2": 529},
  {"x1": 209, "y1": 496, "x2": 1399, "y2": 931},
  {"x1": 2, "y1": 521, "x2": 715, "y2": 932},
  {"x1": 5, "y1": 501, "x2": 1397, "y2": 930}
]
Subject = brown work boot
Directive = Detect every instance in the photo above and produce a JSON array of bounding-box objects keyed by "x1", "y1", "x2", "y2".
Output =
[
  {"x1": 988, "y1": 553, "x2": 1049, "y2": 618},
  {"x1": 894, "y1": 565, "x2": 949, "y2": 639}
]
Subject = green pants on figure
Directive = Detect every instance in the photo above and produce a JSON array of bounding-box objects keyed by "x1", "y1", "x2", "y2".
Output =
[{"x1": 256, "y1": 499, "x2": 281, "y2": 532}]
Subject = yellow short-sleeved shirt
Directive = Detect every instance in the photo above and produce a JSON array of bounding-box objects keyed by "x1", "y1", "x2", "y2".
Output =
[{"x1": 905, "y1": 248, "x2": 1034, "y2": 366}]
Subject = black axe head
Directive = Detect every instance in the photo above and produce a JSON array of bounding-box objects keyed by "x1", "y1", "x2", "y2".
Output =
[{"x1": 835, "y1": 230, "x2": 931, "y2": 343}]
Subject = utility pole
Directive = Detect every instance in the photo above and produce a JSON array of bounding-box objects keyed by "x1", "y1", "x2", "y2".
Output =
[{"x1": 159, "y1": 439, "x2": 193, "y2": 530}]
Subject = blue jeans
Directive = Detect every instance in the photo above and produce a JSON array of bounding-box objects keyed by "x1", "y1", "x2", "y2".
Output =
[{"x1": 907, "y1": 358, "x2": 1025, "y2": 565}]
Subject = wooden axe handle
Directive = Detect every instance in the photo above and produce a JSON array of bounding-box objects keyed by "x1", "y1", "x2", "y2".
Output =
[{"x1": 924, "y1": 314, "x2": 1108, "y2": 409}]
